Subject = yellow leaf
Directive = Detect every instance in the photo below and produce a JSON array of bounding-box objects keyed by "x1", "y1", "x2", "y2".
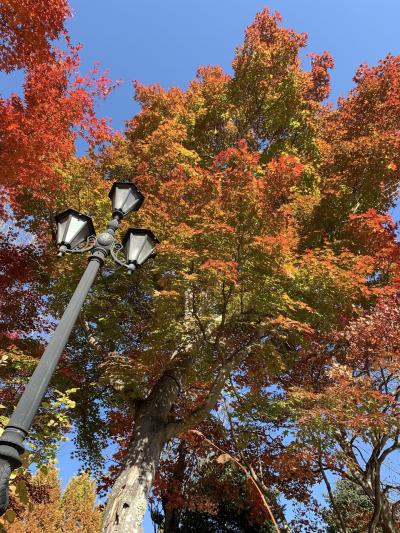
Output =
[{"x1": 216, "y1": 453, "x2": 232, "y2": 465}]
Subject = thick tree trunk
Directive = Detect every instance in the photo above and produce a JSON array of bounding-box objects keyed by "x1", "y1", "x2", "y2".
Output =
[
  {"x1": 364, "y1": 460, "x2": 397, "y2": 533},
  {"x1": 101, "y1": 356, "x2": 193, "y2": 533},
  {"x1": 101, "y1": 412, "x2": 167, "y2": 533},
  {"x1": 379, "y1": 497, "x2": 397, "y2": 533},
  {"x1": 100, "y1": 351, "x2": 237, "y2": 532}
]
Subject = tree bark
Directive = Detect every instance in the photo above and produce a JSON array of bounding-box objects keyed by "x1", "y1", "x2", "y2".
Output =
[
  {"x1": 379, "y1": 496, "x2": 397, "y2": 533},
  {"x1": 349, "y1": 465, "x2": 396, "y2": 533},
  {"x1": 101, "y1": 356, "x2": 193, "y2": 533},
  {"x1": 101, "y1": 415, "x2": 165, "y2": 533}
]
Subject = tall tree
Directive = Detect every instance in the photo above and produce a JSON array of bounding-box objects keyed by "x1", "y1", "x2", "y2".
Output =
[{"x1": 49, "y1": 9, "x2": 399, "y2": 532}]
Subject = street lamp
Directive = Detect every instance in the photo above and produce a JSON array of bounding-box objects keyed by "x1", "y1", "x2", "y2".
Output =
[
  {"x1": 108, "y1": 181, "x2": 144, "y2": 218},
  {"x1": 0, "y1": 181, "x2": 158, "y2": 515},
  {"x1": 55, "y1": 209, "x2": 96, "y2": 254},
  {"x1": 121, "y1": 228, "x2": 159, "y2": 273}
]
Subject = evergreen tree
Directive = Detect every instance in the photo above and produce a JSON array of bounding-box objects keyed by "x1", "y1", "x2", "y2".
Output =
[
  {"x1": 2, "y1": 467, "x2": 101, "y2": 533},
  {"x1": 324, "y1": 479, "x2": 379, "y2": 533}
]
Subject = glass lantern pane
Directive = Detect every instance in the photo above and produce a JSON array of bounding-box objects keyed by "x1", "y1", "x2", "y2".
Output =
[
  {"x1": 114, "y1": 187, "x2": 127, "y2": 212},
  {"x1": 126, "y1": 234, "x2": 147, "y2": 263},
  {"x1": 56, "y1": 215, "x2": 69, "y2": 244},
  {"x1": 64, "y1": 217, "x2": 86, "y2": 246},
  {"x1": 137, "y1": 237, "x2": 155, "y2": 265},
  {"x1": 120, "y1": 188, "x2": 140, "y2": 215}
]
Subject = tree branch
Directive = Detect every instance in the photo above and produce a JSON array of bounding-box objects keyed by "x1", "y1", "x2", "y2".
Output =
[
  {"x1": 378, "y1": 434, "x2": 400, "y2": 465},
  {"x1": 186, "y1": 429, "x2": 280, "y2": 533},
  {"x1": 165, "y1": 356, "x2": 236, "y2": 439},
  {"x1": 79, "y1": 313, "x2": 108, "y2": 356},
  {"x1": 318, "y1": 456, "x2": 348, "y2": 533}
]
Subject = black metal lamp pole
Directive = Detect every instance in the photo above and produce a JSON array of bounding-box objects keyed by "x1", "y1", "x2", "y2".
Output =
[{"x1": 0, "y1": 182, "x2": 159, "y2": 515}]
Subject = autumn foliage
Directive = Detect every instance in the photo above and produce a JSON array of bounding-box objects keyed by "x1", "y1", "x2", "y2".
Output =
[
  {"x1": 0, "y1": 0, "x2": 114, "y2": 211},
  {"x1": 2, "y1": 466, "x2": 101, "y2": 533},
  {"x1": 1, "y1": 4, "x2": 400, "y2": 532}
]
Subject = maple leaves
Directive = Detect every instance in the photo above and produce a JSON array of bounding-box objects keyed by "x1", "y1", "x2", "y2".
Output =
[
  {"x1": 0, "y1": 46, "x2": 114, "y2": 207},
  {"x1": 231, "y1": 8, "x2": 332, "y2": 159},
  {"x1": 0, "y1": 0, "x2": 70, "y2": 72},
  {"x1": 0, "y1": 229, "x2": 47, "y2": 341},
  {"x1": 0, "y1": 0, "x2": 115, "y2": 212},
  {"x1": 306, "y1": 51, "x2": 334, "y2": 102},
  {"x1": 312, "y1": 54, "x2": 400, "y2": 246}
]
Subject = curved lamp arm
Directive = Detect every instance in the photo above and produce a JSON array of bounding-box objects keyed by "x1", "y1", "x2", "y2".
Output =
[
  {"x1": 110, "y1": 243, "x2": 136, "y2": 274},
  {"x1": 57, "y1": 235, "x2": 97, "y2": 257}
]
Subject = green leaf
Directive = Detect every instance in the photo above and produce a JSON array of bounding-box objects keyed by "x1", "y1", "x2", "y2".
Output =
[
  {"x1": 4, "y1": 509, "x2": 16, "y2": 523},
  {"x1": 16, "y1": 480, "x2": 29, "y2": 504}
]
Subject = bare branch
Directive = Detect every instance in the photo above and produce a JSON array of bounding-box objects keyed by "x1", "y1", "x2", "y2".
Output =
[{"x1": 79, "y1": 313, "x2": 108, "y2": 356}]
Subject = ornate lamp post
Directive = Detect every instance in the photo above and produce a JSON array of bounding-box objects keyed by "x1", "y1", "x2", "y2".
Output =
[{"x1": 0, "y1": 182, "x2": 158, "y2": 514}]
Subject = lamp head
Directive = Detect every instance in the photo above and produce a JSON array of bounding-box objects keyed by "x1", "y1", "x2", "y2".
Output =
[
  {"x1": 122, "y1": 228, "x2": 159, "y2": 268},
  {"x1": 55, "y1": 209, "x2": 95, "y2": 250},
  {"x1": 108, "y1": 182, "x2": 144, "y2": 218}
]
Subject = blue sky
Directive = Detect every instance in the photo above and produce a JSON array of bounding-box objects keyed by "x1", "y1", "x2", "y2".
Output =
[
  {"x1": 66, "y1": 0, "x2": 400, "y2": 130},
  {"x1": 3, "y1": 1, "x2": 400, "y2": 530}
]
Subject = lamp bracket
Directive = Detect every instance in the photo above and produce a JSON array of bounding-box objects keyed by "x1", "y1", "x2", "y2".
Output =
[
  {"x1": 110, "y1": 242, "x2": 137, "y2": 273},
  {"x1": 58, "y1": 235, "x2": 96, "y2": 256}
]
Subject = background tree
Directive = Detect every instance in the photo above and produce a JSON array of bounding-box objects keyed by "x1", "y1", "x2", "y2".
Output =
[
  {"x1": 284, "y1": 295, "x2": 400, "y2": 532},
  {"x1": 0, "y1": 466, "x2": 101, "y2": 532},
  {"x1": 0, "y1": 0, "x2": 114, "y2": 517},
  {"x1": 323, "y1": 479, "x2": 378, "y2": 533},
  {"x1": 0, "y1": 0, "x2": 113, "y2": 210}
]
